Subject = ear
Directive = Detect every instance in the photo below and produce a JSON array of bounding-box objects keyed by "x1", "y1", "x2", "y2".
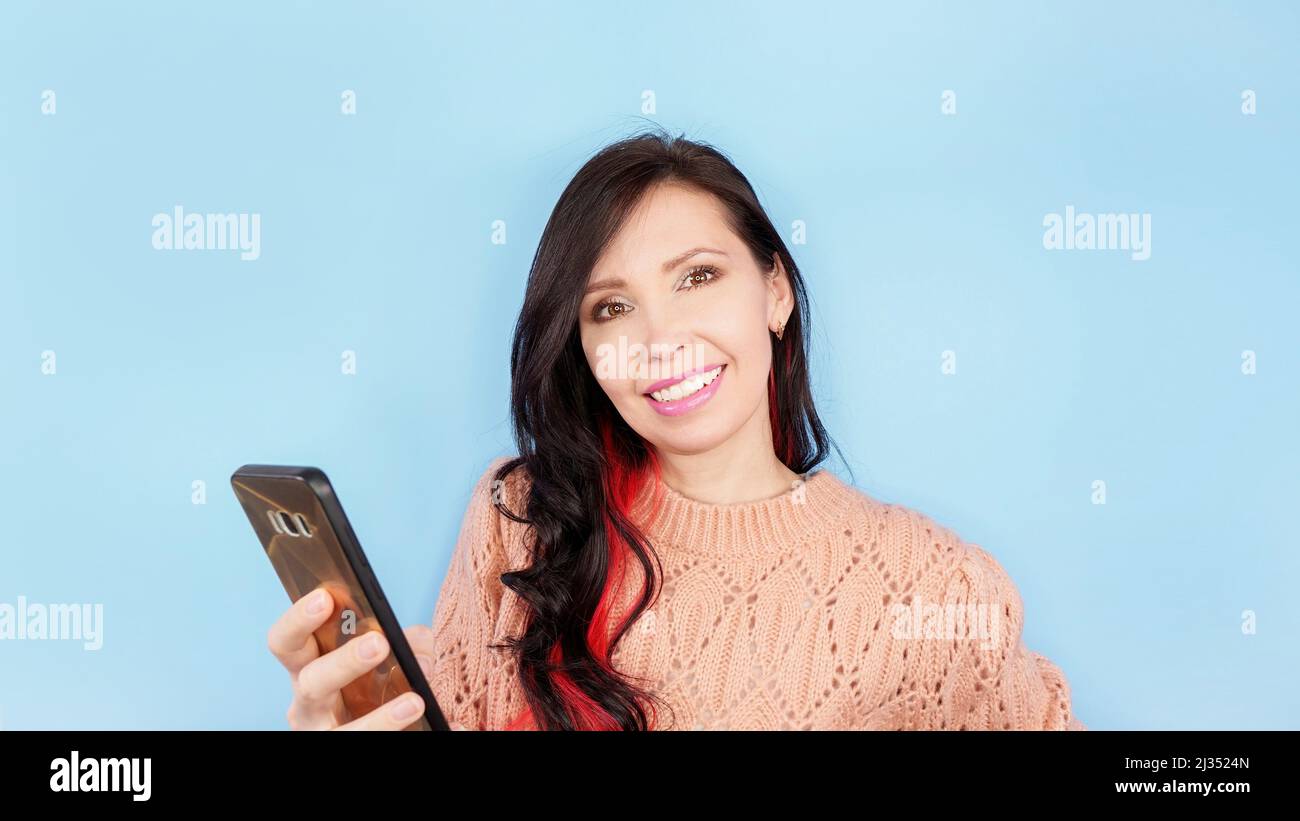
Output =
[{"x1": 766, "y1": 252, "x2": 794, "y2": 329}]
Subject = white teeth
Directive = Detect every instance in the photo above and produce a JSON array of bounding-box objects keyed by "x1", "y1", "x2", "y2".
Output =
[{"x1": 651, "y1": 366, "x2": 722, "y2": 403}]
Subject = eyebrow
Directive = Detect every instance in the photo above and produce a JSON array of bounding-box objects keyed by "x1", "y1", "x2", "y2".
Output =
[{"x1": 583, "y1": 246, "x2": 728, "y2": 296}]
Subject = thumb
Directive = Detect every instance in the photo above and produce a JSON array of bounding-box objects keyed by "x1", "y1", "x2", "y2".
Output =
[
  {"x1": 404, "y1": 623, "x2": 436, "y2": 656},
  {"x1": 404, "y1": 623, "x2": 436, "y2": 681}
]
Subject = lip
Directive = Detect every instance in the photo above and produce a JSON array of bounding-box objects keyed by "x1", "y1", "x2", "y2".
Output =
[
  {"x1": 643, "y1": 364, "x2": 726, "y2": 417},
  {"x1": 641, "y1": 362, "x2": 727, "y2": 396}
]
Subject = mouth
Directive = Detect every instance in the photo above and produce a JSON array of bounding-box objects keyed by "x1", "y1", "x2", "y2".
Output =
[{"x1": 642, "y1": 363, "x2": 726, "y2": 417}]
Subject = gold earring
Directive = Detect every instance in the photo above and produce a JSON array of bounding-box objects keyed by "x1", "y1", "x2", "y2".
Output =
[{"x1": 774, "y1": 320, "x2": 785, "y2": 341}]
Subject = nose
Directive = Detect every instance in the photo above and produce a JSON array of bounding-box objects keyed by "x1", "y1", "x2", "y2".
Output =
[
  {"x1": 637, "y1": 309, "x2": 688, "y2": 373},
  {"x1": 644, "y1": 340, "x2": 689, "y2": 381}
]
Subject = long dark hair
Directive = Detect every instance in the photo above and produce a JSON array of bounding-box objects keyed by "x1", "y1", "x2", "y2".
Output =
[{"x1": 489, "y1": 126, "x2": 837, "y2": 730}]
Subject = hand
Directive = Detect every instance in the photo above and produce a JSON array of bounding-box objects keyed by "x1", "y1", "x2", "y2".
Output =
[{"x1": 268, "y1": 585, "x2": 452, "y2": 730}]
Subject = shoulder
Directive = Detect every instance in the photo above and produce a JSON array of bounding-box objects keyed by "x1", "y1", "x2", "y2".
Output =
[
  {"x1": 830, "y1": 480, "x2": 1026, "y2": 625},
  {"x1": 473, "y1": 455, "x2": 532, "y2": 510},
  {"x1": 465, "y1": 455, "x2": 535, "y2": 568}
]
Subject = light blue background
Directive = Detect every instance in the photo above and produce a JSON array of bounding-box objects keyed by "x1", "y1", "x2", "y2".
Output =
[{"x1": 2, "y1": 0, "x2": 1296, "y2": 730}]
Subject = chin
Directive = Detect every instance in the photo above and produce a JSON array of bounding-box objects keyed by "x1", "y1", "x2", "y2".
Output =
[
  {"x1": 637, "y1": 413, "x2": 739, "y2": 456},
  {"x1": 654, "y1": 432, "x2": 730, "y2": 456}
]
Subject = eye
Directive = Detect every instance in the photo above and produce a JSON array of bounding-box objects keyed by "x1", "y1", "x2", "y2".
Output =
[
  {"x1": 589, "y1": 264, "x2": 722, "y2": 323},
  {"x1": 679, "y1": 264, "x2": 721, "y2": 290},
  {"x1": 592, "y1": 297, "x2": 632, "y2": 323}
]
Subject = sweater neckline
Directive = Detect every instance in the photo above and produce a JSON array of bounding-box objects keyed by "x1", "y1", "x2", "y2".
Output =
[{"x1": 628, "y1": 466, "x2": 859, "y2": 558}]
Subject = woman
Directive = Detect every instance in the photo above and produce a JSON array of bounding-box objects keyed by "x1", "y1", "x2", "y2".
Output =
[{"x1": 267, "y1": 128, "x2": 1085, "y2": 731}]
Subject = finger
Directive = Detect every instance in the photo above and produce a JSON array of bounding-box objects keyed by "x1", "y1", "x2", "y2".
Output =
[
  {"x1": 336, "y1": 693, "x2": 426, "y2": 731},
  {"x1": 295, "y1": 630, "x2": 390, "y2": 709},
  {"x1": 267, "y1": 587, "x2": 334, "y2": 675},
  {"x1": 404, "y1": 623, "x2": 435, "y2": 657},
  {"x1": 404, "y1": 624, "x2": 436, "y2": 681},
  {"x1": 286, "y1": 696, "x2": 347, "y2": 731}
]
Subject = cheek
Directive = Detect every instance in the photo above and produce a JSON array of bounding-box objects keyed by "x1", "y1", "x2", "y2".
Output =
[
  {"x1": 720, "y1": 316, "x2": 775, "y2": 404},
  {"x1": 736, "y1": 341, "x2": 774, "y2": 402},
  {"x1": 707, "y1": 304, "x2": 771, "y2": 373},
  {"x1": 707, "y1": 279, "x2": 771, "y2": 354},
  {"x1": 581, "y1": 330, "x2": 636, "y2": 400}
]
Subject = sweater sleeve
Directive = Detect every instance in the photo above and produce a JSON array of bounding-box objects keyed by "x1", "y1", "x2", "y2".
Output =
[
  {"x1": 907, "y1": 528, "x2": 1085, "y2": 731},
  {"x1": 428, "y1": 458, "x2": 514, "y2": 731}
]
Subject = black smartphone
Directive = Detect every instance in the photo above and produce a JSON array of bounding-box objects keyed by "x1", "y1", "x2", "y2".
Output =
[{"x1": 231, "y1": 464, "x2": 450, "y2": 731}]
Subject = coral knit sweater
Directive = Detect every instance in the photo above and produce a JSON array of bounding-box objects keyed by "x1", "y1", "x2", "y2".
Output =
[{"x1": 430, "y1": 456, "x2": 1085, "y2": 731}]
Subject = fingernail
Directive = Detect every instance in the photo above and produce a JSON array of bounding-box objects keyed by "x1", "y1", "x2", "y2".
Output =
[
  {"x1": 358, "y1": 633, "x2": 386, "y2": 660},
  {"x1": 390, "y1": 694, "x2": 421, "y2": 721},
  {"x1": 306, "y1": 590, "x2": 329, "y2": 615}
]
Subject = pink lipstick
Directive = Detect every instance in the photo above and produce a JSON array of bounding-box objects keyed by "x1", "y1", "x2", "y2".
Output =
[{"x1": 642, "y1": 363, "x2": 727, "y2": 417}]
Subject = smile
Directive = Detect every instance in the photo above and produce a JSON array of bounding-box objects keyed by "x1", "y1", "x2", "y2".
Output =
[{"x1": 643, "y1": 364, "x2": 726, "y2": 417}]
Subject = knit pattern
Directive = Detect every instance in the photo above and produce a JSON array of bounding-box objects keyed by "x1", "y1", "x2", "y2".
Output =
[{"x1": 429, "y1": 456, "x2": 1085, "y2": 731}]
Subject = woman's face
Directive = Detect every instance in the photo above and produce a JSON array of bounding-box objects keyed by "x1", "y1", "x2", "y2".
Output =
[{"x1": 578, "y1": 182, "x2": 792, "y2": 456}]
